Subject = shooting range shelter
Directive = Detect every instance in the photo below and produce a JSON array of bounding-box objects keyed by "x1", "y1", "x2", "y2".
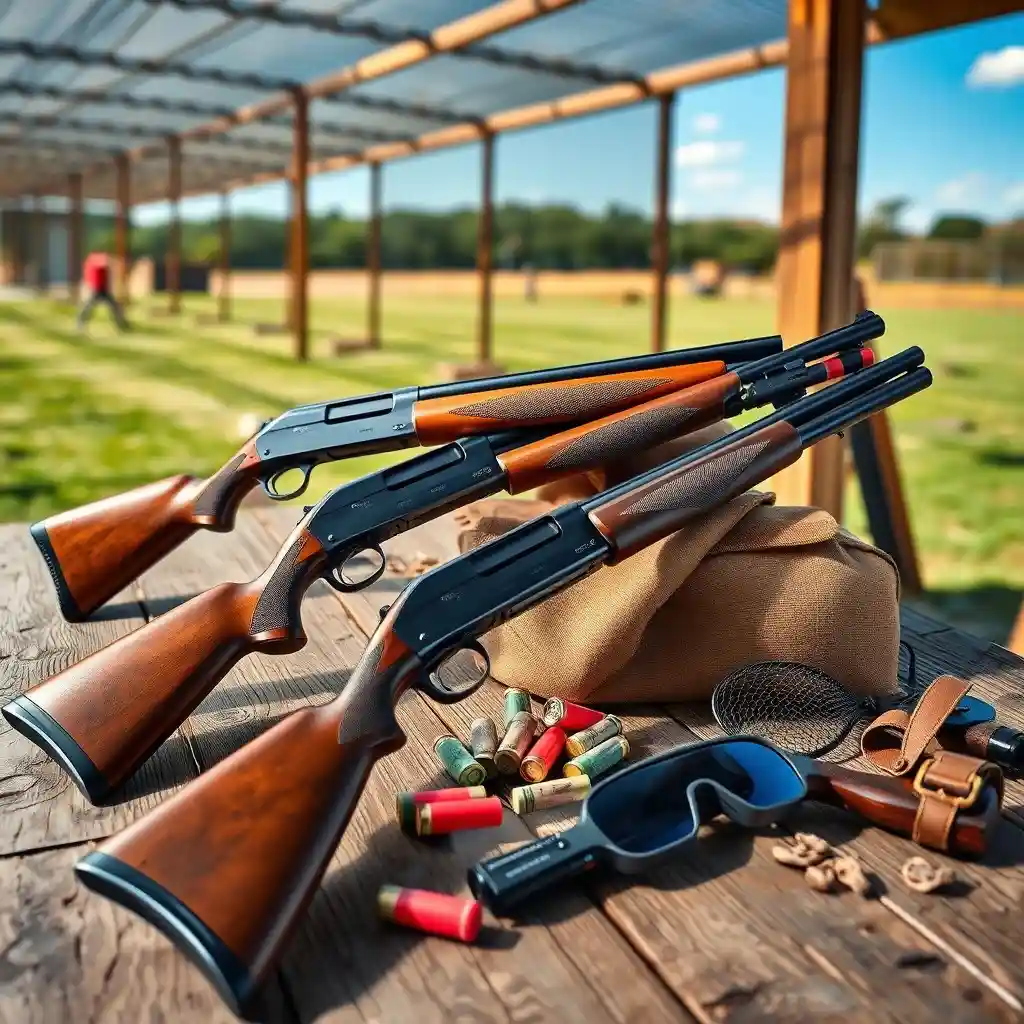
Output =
[{"x1": 0, "y1": 0, "x2": 1019, "y2": 608}]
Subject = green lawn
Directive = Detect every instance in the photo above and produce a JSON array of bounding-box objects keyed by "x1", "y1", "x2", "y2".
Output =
[{"x1": 0, "y1": 291, "x2": 1020, "y2": 643}]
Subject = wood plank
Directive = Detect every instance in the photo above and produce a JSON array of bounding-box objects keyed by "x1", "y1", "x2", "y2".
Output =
[
  {"x1": 317, "y1": 511, "x2": 1017, "y2": 1022},
  {"x1": 191, "y1": 510, "x2": 693, "y2": 1024},
  {"x1": 0, "y1": 524, "x2": 200, "y2": 855},
  {"x1": 0, "y1": 845, "x2": 279, "y2": 1024}
]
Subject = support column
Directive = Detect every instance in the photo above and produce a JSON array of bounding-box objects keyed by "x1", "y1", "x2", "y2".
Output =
[
  {"x1": 290, "y1": 89, "x2": 309, "y2": 361},
  {"x1": 218, "y1": 189, "x2": 232, "y2": 323},
  {"x1": 29, "y1": 194, "x2": 44, "y2": 293},
  {"x1": 115, "y1": 154, "x2": 131, "y2": 306},
  {"x1": 476, "y1": 131, "x2": 495, "y2": 365},
  {"x1": 167, "y1": 136, "x2": 182, "y2": 314},
  {"x1": 68, "y1": 172, "x2": 83, "y2": 304},
  {"x1": 651, "y1": 92, "x2": 675, "y2": 353},
  {"x1": 368, "y1": 161, "x2": 382, "y2": 349},
  {"x1": 773, "y1": 0, "x2": 865, "y2": 515}
]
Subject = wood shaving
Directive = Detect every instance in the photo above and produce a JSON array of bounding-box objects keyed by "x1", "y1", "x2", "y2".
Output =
[
  {"x1": 901, "y1": 856, "x2": 958, "y2": 894},
  {"x1": 772, "y1": 832, "x2": 833, "y2": 868},
  {"x1": 805, "y1": 861, "x2": 838, "y2": 893},
  {"x1": 833, "y1": 855, "x2": 875, "y2": 898}
]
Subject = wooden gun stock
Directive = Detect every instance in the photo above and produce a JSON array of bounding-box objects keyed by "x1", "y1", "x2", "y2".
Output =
[
  {"x1": 804, "y1": 761, "x2": 1000, "y2": 858},
  {"x1": 5, "y1": 520, "x2": 327, "y2": 803},
  {"x1": 31, "y1": 440, "x2": 262, "y2": 621},
  {"x1": 75, "y1": 626, "x2": 419, "y2": 1020}
]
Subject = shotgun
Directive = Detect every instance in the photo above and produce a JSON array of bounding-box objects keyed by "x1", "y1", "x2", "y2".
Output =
[
  {"x1": 6, "y1": 315, "x2": 885, "y2": 802},
  {"x1": 74, "y1": 348, "x2": 930, "y2": 1019},
  {"x1": 32, "y1": 334, "x2": 782, "y2": 621}
]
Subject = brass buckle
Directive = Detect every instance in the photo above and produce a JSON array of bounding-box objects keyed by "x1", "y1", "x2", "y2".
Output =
[{"x1": 912, "y1": 758, "x2": 983, "y2": 809}]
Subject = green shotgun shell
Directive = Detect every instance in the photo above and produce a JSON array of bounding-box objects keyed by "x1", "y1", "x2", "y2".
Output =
[
  {"x1": 564, "y1": 736, "x2": 630, "y2": 779},
  {"x1": 503, "y1": 688, "x2": 533, "y2": 730},
  {"x1": 469, "y1": 717, "x2": 499, "y2": 779},
  {"x1": 565, "y1": 715, "x2": 623, "y2": 758},
  {"x1": 511, "y1": 775, "x2": 591, "y2": 814},
  {"x1": 433, "y1": 735, "x2": 487, "y2": 787},
  {"x1": 494, "y1": 711, "x2": 537, "y2": 775}
]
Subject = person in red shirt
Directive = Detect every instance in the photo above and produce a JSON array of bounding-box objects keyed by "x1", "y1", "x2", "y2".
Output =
[{"x1": 77, "y1": 251, "x2": 128, "y2": 331}]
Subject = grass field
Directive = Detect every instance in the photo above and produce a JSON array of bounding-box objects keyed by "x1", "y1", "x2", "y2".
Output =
[{"x1": 0, "y1": 290, "x2": 1021, "y2": 643}]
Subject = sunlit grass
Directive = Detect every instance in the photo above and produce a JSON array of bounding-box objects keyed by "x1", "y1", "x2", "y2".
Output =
[{"x1": 0, "y1": 291, "x2": 1020, "y2": 642}]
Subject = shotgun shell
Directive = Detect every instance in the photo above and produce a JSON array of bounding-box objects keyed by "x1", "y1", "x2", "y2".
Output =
[
  {"x1": 395, "y1": 786, "x2": 488, "y2": 833},
  {"x1": 469, "y1": 717, "x2": 499, "y2": 779},
  {"x1": 520, "y1": 726, "x2": 567, "y2": 782},
  {"x1": 416, "y1": 796, "x2": 504, "y2": 836},
  {"x1": 433, "y1": 736, "x2": 487, "y2": 787},
  {"x1": 494, "y1": 711, "x2": 537, "y2": 775},
  {"x1": 564, "y1": 736, "x2": 630, "y2": 779},
  {"x1": 542, "y1": 697, "x2": 605, "y2": 732},
  {"x1": 511, "y1": 775, "x2": 592, "y2": 814},
  {"x1": 565, "y1": 715, "x2": 624, "y2": 758},
  {"x1": 503, "y1": 688, "x2": 533, "y2": 729},
  {"x1": 377, "y1": 885, "x2": 482, "y2": 943}
]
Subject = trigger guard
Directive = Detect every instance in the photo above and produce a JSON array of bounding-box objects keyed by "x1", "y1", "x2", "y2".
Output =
[
  {"x1": 262, "y1": 464, "x2": 313, "y2": 501},
  {"x1": 421, "y1": 639, "x2": 490, "y2": 704},
  {"x1": 324, "y1": 545, "x2": 386, "y2": 594}
]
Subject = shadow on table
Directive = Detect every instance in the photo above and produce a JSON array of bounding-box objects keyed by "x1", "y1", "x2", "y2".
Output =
[{"x1": 95, "y1": 593, "x2": 198, "y2": 621}]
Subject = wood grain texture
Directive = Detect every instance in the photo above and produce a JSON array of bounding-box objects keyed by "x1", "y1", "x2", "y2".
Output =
[
  {"x1": 0, "y1": 524, "x2": 200, "y2": 855},
  {"x1": 412, "y1": 363, "x2": 727, "y2": 446},
  {"x1": 0, "y1": 846, "x2": 268, "y2": 1024}
]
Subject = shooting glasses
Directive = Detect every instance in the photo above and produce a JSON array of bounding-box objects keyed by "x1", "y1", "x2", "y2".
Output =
[{"x1": 469, "y1": 734, "x2": 1003, "y2": 915}]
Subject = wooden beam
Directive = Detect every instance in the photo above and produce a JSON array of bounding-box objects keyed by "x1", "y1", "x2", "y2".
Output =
[
  {"x1": 290, "y1": 90, "x2": 310, "y2": 362},
  {"x1": 476, "y1": 132, "x2": 495, "y2": 365},
  {"x1": 114, "y1": 154, "x2": 130, "y2": 306},
  {"x1": 651, "y1": 92, "x2": 675, "y2": 354},
  {"x1": 218, "y1": 189, "x2": 231, "y2": 323},
  {"x1": 874, "y1": 0, "x2": 1022, "y2": 39},
  {"x1": 68, "y1": 172, "x2": 83, "y2": 303},
  {"x1": 167, "y1": 136, "x2": 182, "y2": 314},
  {"x1": 367, "y1": 162, "x2": 382, "y2": 349},
  {"x1": 772, "y1": 0, "x2": 865, "y2": 516}
]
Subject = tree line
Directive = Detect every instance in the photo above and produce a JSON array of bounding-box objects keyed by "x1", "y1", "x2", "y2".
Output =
[{"x1": 83, "y1": 200, "x2": 1010, "y2": 274}]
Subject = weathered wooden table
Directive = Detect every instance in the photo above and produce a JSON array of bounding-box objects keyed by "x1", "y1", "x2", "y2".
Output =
[{"x1": 2, "y1": 507, "x2": 1023, "y2": 1023}]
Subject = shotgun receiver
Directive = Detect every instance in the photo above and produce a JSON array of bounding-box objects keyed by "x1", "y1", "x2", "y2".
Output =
[
  {"x1": 32, "y1": 335, "x2": 781, "y2": 621},
  {"x1": 5, "y1": 316, "x2": 884, "y2": 802},
  {"x1": 73, "y1": 347, "x2": 930, "y2": 1019}
]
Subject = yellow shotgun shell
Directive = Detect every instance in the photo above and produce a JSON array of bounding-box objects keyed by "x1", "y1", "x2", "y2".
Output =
[{"x1": 511, "y1": 775, "x2": 592, "y2": 814}]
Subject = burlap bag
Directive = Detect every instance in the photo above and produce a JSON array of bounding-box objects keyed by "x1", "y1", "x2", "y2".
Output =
[{"x1": 456, "y1": 424, "x2": 901, "y2": 704}]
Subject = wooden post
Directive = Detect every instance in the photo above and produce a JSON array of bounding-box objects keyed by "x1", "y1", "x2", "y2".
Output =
[
  {"x1": 167, "y1": 136, "x2": 182, "y2": 314},
  {"x1": 68, "y1": 172, "x2": 83, "y2": 304},
  {"x1": 773, "y1": 0, "x2": 865, "y2": 515},
  {"x1": 218, "y1": 189, "x2": 231, "y2": 323},
  {"x1": 29, "y1": 194, "x2": 45, "y2": 293},
  {"x1": 115, "y1": 154, "x2": 131, "y2": 306},
  {"x1": 651, "y1": 92, "x2": 675, "y2": 353},
  {"x1": 368, "y1": 161, "x2": 382, "y2": 349},
  {"x1": 476, "y1": 131, "x2": 495, "y2": 366},
  {"x1": 290, "y1": 88, "x2": 309, "y2": 361}
]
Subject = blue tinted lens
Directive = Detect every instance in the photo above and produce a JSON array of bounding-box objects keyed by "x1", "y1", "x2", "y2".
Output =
[{"x1": 711, "y1": 740, "x2": 805, "y2": 807}]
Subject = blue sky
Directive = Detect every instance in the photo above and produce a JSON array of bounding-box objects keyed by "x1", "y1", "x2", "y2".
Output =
[{"x1": 138, "y1": 12, "x2": 1024, "y2": 233}]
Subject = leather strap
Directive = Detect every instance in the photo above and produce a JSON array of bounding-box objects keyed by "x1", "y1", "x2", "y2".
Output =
[
  {"x1": 911, "y1": 750, "x2": 1003, "y2": 852},
  {"x1": 861, "y1": 674, "x2": 971, "y2": 775},
  {"x1": 861, "y1": 675, "x2": 1003, "y2": 853}
]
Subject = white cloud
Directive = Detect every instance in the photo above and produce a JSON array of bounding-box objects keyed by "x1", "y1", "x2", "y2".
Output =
[
  {"x1": 966, "y1": 46, "x2": 1024, "y2": 88},
  {"x1": 1004, "y1": 182, "x2": 1024, "y2": 208},
  {"x1": 675, "y1": 139, "x2": 744, "y2": 168},
  {"x1": 693, "y1": 113, "x2": 720, "y2": 135},
  {"x1": 935, "y1": 172, "x2": 988, "y2": 205},
  {"x1": 670, "y1": 198, "x2": 689, "y2": 219},
  {"x1": 690, "y1": 169, "x2": 743, "y2": 191}
]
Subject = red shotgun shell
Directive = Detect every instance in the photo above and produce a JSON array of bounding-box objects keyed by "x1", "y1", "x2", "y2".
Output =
[
  {"x1": 520, "y1": 726, "x2": 566, "y2": 782},
  {"x1": 416, "y1": 795, "x2": 503, "y2": 836},
  {"x1": 395, "y1": 785, "x2": 488, "y2": 833},
  {"x1": 377, "y1": 885, "x2": 483, "y2": 943},
  {"x1": 541, "y1": 697, "x2": 605, "y2": 732}
]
